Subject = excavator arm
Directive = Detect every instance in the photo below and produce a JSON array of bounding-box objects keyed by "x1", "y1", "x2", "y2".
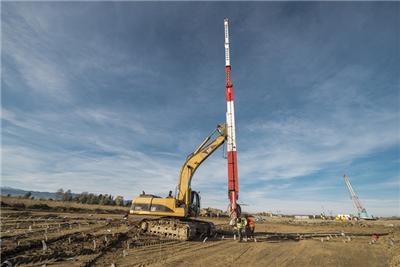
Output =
[{"x1": 177, "y1": 123, "x2": 226, "y2": 208}]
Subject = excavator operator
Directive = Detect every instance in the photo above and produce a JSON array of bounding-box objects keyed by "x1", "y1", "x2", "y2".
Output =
[{"x1": 167, "y1": 191, "x2": 173, "y2": 198}]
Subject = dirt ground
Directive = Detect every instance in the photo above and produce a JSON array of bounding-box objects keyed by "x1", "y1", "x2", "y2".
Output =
[{"x1": 1, "y1": 207, "x2": 399, "y2": 266}]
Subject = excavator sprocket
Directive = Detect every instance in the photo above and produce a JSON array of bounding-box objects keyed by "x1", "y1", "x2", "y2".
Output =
[{"x1": 139, "y1": 217, "x2": 215, "y2": 241}]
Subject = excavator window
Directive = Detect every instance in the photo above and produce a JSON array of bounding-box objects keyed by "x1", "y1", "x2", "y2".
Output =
[{"x1": 190, "y1": 191, "x2": 200, "y2": 217}]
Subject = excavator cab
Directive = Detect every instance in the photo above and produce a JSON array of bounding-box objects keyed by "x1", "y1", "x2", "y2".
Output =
[{"x1": 189, "y1": 191, "x2": 201, "y2": 217}]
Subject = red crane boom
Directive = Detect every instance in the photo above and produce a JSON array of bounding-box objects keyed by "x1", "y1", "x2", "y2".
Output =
[{"x1": 224, "y1": 18, "x2": 240, "y2": 222}]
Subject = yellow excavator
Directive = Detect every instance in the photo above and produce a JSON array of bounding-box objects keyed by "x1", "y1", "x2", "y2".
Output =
[{"x1": 130, "y1": 123, "x2": 227, "y2": 240}]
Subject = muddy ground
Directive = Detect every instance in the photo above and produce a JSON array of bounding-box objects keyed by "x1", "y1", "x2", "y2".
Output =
[{"x1": 1, "y1": 208, "x2": 399, "y2": 267}]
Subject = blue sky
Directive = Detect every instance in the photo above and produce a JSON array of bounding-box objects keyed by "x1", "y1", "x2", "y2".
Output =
[{"x1": 2, "y1": 2, "x2": 399, "y2": 216}]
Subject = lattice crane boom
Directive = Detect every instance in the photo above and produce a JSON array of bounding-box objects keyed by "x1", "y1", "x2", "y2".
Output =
[{"x1": 343, "y1": 174, "x2": 373, "y2": 219}]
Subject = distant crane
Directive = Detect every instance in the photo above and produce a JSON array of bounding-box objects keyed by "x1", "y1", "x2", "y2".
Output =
[{"x1": 342, "y1": 174, "x2": 374, "y2": 220}]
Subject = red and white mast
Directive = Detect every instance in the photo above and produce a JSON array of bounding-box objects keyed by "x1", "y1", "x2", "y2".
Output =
[{"x1": 224, "y1": 18, "x2": 240, "y2": 222}]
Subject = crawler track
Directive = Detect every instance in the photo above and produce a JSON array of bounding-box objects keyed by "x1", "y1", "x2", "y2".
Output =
[{"x1": 139, "y1": 217, "x2": 216, "y2": 241}]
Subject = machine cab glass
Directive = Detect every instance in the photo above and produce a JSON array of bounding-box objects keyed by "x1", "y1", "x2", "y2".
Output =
[{"x1": 190, "y1": 191, "x2": 200, "y2": 217}]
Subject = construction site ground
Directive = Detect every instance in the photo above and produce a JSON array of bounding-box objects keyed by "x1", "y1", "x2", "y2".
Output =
[{"x1": 1, "y1": 200, "x2": 399, "y2": 266}]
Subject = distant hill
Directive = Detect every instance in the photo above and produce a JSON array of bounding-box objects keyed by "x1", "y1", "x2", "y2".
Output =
[{"x1": 1, "y1": 186, "x2": 58, "y2": 199}]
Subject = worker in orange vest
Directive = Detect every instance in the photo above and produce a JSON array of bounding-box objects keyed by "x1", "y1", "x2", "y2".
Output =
[{"x1": 245, "y1": 215, "x2": 256, "y2": 242}]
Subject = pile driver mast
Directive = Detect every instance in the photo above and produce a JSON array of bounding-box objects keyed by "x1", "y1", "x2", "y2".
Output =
[{"x1": 224, "y1": 18, "x2": 240, "y2": 222}]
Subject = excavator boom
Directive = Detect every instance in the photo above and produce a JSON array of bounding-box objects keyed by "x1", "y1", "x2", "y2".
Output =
[{"x1": 177, "y1": 123, "x2": 226, "y2": 206}]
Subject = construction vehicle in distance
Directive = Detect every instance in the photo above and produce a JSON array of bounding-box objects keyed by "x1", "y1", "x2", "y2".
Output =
[
  {"x1": 335, "y1": 214, "x2": 353, "y2": 221},
  {"x1": 130, "y1": 123, "x2": 227, "y2": 240},
  {"x1": 199, "y1": 207, "x2": 228, "y2": 218},
  {"x1": 343, "y1": 174, "x2": 375, "y2": 220}
]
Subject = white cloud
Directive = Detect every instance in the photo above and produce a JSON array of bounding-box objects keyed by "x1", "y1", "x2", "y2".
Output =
[
  {"x1": 2, "y1": 4, "x2": 161, "y2": 103},
  {"x1": 1, "y1": 107, "x2": 198, "y2": 199},
  {"x1": 241, "y1": 65, "x2": 399, "y2": 181},
  {"x1": 1, "y1": 143, "x2": 179, "y2": 198},
  {"x1": 2, "y1": 5, "x2": 70, "y2": 100}
]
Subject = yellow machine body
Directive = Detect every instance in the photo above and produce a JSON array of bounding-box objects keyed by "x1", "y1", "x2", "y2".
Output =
[
  {"x1": 130, "y1": 195, "x2": 185, "y2": 217},
  {"x1": 130, "y1": 123, "x2": 226, "y2": 219}
]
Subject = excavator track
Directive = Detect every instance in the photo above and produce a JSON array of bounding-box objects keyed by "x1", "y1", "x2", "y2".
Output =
[{"x1": 139, "y1": 217, "x2": 215, "y2": 241}]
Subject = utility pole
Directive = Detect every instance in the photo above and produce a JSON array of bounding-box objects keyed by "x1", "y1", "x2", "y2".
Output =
[{"x1": 224, "y1": 18, "x2": 240, "y2": 223}]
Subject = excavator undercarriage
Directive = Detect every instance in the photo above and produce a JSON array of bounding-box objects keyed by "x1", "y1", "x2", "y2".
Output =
[{"x1": 139, "y1": 217, "x2": 215, "y2": 241}]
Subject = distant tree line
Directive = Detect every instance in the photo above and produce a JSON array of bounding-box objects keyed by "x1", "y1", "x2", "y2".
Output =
[
  {"x1": 55, "y1": 188, "x2": 131, "y2": 207},
  {"x1": 5, "y1": 188, "x2": 131, "y2": 207}
]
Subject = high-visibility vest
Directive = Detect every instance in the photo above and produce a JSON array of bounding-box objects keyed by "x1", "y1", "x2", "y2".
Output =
[
  {"x1": 236, "y1": 218, "x2": 247, "y2": 229},
  {"x1": 247, "y1": 217, "x2": 255, "y2": 229}
]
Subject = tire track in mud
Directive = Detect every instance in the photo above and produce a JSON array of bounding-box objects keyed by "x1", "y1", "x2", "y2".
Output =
[
  {"x1": 175, "y1": 242, "x2": 240, "y2": 266},
  {"x1": 233, "y1": 246, "x2": 251, "y2": 262},
  {"x1": 103, "y1": 238, "x2": 230, "y2": 266},
  {"x1": 129, "y1": 243, "x2": 221, "y2": 266},
  {"x1": 91, "y1": 234, "x2": 185, "y2": 266},
  {"x1": 155, "y1": 240, "x2": 263, "y2": 266},
  {"x1": 82, "y1": 231, "x2": 134, "y2": 267}
]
